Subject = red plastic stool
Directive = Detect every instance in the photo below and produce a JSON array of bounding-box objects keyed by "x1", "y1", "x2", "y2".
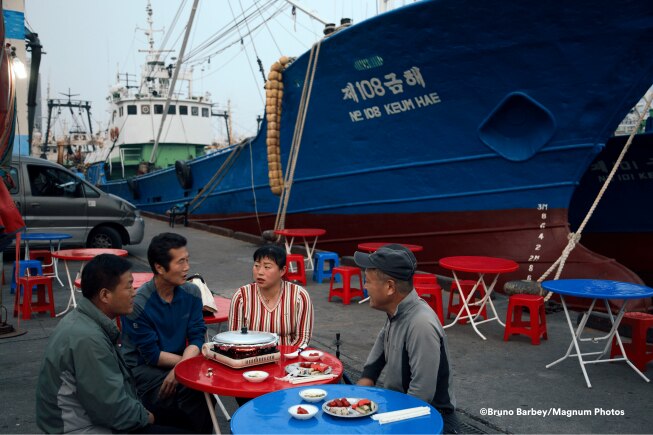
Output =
[
  {"x1": 29, "y1": 249, "x2": 54, "y2": 274},
  {"x1": 447, "y1": 280, "x2": 487, "y2": 324},
  {"x1": 414, "y1": 273, "x2": 438, "y2": 286},
  {"x1": 503, "y1": 294, "x2": 547, "y2": 345},
  {"x1": 610, "y1": 312, "x2": 653, "y2": 372},
  {"x1": 329, "y1": 266, "x2": 364, "y2": 305},
  {"x1": 284, "y1": 254, "x2": 307, "y2": 285},
  {"x1": 415, "y1": 282, "x2": 444, "y2": 324},
  {"x1": 14, "y1": 275, "x2": 56, "y2": 320}
]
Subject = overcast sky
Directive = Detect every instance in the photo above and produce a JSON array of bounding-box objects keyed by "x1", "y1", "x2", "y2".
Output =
[{"x1": 24, "y1": 0, "x2": 385, "y2": 141}]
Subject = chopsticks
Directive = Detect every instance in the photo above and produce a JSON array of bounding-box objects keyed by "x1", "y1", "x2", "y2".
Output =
[
  {"x1": 371, "y1": 406, "x2": 431, "y2": 424},
  {"x1": 275, "y1": 373, "x2": 338, "y2": 384}
]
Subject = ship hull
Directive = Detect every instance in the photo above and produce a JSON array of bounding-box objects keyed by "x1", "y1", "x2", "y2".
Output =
[{"x1": 99, "y1": 0, "x2": 653, "y2": 308}]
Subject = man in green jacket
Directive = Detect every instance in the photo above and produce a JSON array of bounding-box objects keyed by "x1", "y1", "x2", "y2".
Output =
[{"x1": 35, "y1": 254, "x2": 181, "y2": 433}]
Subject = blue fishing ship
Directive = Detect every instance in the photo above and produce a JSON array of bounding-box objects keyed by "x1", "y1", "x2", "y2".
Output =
[{"x1": 93, "y1": 0, "x2": 653, "y2": 293}]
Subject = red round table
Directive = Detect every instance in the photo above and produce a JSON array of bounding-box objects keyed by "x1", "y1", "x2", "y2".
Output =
[
  {"x1": 175, "y1": 345, "x2": 343, "y2": 433},
  {"x1": 203, "y1": 295, "x2": 231, "y2": 325},
  {"x1": 274, "y1": 228, "x2": 326, "y2": 271},
  {"x1": 439, "y1": 256, "x2": 519, "y2": 340},
  {"x1": 75, "y1": 271, "x2": 153, "y2": 290},
  {"x1": 52, "y1": 248, "x2": 129, "y2": 316},
  {"x1": 357, "y1": 242, "x2": 424, "y2": 253}
]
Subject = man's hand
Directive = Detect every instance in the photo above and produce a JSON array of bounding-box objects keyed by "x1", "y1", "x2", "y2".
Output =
[
  {"x1": 147, "y1": 411, "x2": 155, "y2": 425},
  {"x1": 158, "y1": 369, "x2": 178, "y2": 399},
  {"x1": 357, "y1": 377, "x2": 375, "y2": 387}
]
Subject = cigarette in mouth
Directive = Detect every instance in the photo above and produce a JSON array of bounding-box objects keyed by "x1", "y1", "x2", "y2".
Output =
[{"x1": 358, "y1": 296, "x2": 370, "y2": 304}]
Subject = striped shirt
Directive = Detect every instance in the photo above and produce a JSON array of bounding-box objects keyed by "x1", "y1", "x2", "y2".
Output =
[{"x1": 228, "y1": 281, "x2": 314, "y2": 347}]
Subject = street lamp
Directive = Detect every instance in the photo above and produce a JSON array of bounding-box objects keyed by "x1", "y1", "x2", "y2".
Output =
[{"x1": 7, "y1": 44, "x2": 27, "y2": 79}]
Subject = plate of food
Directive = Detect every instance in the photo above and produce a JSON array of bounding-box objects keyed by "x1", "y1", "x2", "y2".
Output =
[
  {"x1": 299, "y1": 350, "x2": 323, "y2": 361},
  {"x1": 242, "y1": 370, "x2": 269, "y2": 383},
  {"x1": 299, "y1": 388, "x2": 328, "y2": 403},
  {"x1": 288, "y1": 404, "x2": 318, "y2": 420},
  {"x1": 322, "y1": 397, "x2": 378, "y2": 418},
  {"x1": 285, "y1": 362, "x2": 332, "y2": 377}
]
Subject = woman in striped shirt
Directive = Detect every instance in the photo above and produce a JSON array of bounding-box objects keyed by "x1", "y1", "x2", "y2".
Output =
[{"x1": 228, "y1": 245, "x2": 314, "y2": 348}]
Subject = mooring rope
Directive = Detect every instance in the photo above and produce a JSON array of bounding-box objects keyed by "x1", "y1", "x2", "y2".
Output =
[{"x1": 537, "y1": 92, "x2": 653, "y2": 301}]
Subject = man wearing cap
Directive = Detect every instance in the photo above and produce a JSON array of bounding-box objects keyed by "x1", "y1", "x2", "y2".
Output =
[{"x1": 355, "y1": 244, "x2": 460, "y2": 434}]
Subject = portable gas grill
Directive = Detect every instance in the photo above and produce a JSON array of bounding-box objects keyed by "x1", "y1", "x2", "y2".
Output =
[{"x1": 201, "y1": 328, "x2": 280, "y2": 369}]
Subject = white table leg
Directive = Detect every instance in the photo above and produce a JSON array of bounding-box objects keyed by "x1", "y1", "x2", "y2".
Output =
[
  {"x1": 444, "y1": 272, "x2": 488, "y2": 340},
  {"x1": 546, "y1": 295, "x2": 593, "y2": 388},
  {"x1": 204, "y1": 391, "x2": 221, "y2": 434},
  {"x1": 56, "y1": 260, "x2": 76, "y2": 317},
  {"x1": 51, "y1": 240, "x2": 64, "y2": 286},
  {"x1": 302, "y1": 237, "x2": 318, "y2": 271},
  {"x1": 213, "y1": 394, "x2": 231, "y2": 421},
  {"x1": 474, "y1": 274, "x2": 505, "y2": 327}
]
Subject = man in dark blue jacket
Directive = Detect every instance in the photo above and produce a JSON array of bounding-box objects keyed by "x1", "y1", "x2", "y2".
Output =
[{"x1": 122, "y1": 233, "x2": 212, "y2": 433}]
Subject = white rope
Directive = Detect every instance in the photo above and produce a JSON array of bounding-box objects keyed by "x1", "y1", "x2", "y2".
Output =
[
  {"x1": 274, "y1": 40, "x2": 321, "y2": 231},
  {"x1": 538, "y1": 92, "x2": 653, "y2": 301}
]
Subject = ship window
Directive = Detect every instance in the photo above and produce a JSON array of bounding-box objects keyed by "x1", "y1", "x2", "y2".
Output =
[
  {"x1": 191, "y1": 106, "x2": 199, "y2": 116},
  {"x1": 119, "y1": 107, "x2": 124, "y2": 117},
  {"x1": 154, "y1": 104, "x2": 164, "y2": 114},
  {"x1": 179, "y1": 105, "x2": 188, "y2": 115},
  {"x1": 168, "y1": 105, "x2": 176, "y2": 115},
  {"x1": 127, "y1": 105, "x2": 137, "y2": 115},
  {"x1": 141, "y1": 105, "x2": 151, "y2": 115},
  {"x1": 201, "y1": 108, "x2": 209, "y2": 117}
]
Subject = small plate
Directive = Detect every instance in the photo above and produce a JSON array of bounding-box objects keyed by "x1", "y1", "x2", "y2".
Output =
[
  {"x1": 285, "y1": 362, "x2": 332, "y2": 377},
  {"x1": 288, "y1": 404, "x2": 318, "y2": 420},
  {"x1": 300, "y1": 350, "x2": 324, "y2": 361},
  {"x1": 322, "y1": 398, "x2": 378, "y2": 418},
  {"x1": 299, "y1": 388, "x2": 328, "y2": 403},
  {"x1": 242, "y1": 370, "x2": 269, "y2": 383}
]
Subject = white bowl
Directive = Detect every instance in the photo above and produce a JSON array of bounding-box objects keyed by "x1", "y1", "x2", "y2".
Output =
[
  {"x1": 242, "y1": 370, "x2": 269, "y2": 383},
  {"x1": 288, "y1": 404, "x2": 318, "y2": 420},
  {"x1": 284, "y1": 350, "x2": 299, "y2": 359},
  {"x1": 300, "y1": 350, "x2": 324, "y2": 362},
  {"x1": 299, "y1": 388, "x2": 328, "y2": 403}
]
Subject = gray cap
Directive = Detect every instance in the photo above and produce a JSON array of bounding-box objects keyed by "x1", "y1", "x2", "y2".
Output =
[{"x1": 354, "y1": 243, "x2": 417, "y2": 281}]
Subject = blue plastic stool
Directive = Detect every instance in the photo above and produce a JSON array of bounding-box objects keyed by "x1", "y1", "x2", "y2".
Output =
[
  {"x1": 10, "y1": 260, "x2": 44, "y2": 294},
  {"x1": 313, "y1": 251, "x2": 340, "y2": 283}
]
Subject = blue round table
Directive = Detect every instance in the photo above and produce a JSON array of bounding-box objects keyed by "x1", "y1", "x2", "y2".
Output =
[
  {"x1": 542, "y1": 279, "x2": 653, "y2": 388},
  {"x1": 21, "y1": 232, "x2": 72, "y2": 286},
  {"x1": 230, "y1": 384, "x2": 443, "y2": 434}
]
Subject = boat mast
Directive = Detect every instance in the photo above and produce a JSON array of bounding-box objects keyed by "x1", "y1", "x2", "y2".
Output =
[{"x1": 148, "y1": 0, "x2": 200, "y2": 166}]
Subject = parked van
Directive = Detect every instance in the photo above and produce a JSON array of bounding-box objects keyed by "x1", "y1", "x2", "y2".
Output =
[{"x1": 5, "y1": 156, "x2": 144, "y2": 249}]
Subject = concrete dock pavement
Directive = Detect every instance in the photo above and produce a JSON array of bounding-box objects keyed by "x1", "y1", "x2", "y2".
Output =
[{"x1": 1, "y1": 216, "x2": 652, "y2": 434}]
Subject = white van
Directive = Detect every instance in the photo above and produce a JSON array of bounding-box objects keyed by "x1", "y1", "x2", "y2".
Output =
[{"x1": 5, "y1": 156, "x2": 144, "y2": 249}]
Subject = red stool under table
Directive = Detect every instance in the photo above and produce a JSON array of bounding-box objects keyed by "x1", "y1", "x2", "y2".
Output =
[
  {"x1": 415, "y1": 282, "x2": 444, "y2": 324},
  {"x1": 610, "y1": 312, "x2": 653, "y2": 372},
  {"x1": 503, "y1": 294, "x2": 547, "y2": 345},
  {"x1": 329, "y1": 266, "x2": 364, "y2": 305},
  {"x1": 29, "y1": 249, "x2": 54, "y2": 274},
  {"x1": 447, "y1": 279, "x2": 487, "y2": 324},
  {"x1": 14, "y1": 275, "x2": 56, "y2": 320},
  {"x1": 284, "y1": 254, "x2": 307, "y2": 285},
  {"x1": 414, "y1": 273, "x2": 438, "y2": 286}
]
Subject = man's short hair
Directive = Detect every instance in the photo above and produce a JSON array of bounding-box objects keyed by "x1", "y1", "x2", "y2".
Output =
[
  {"x1": 253, "y1": 245, "x2": 286, "y2": 269},
  {"x1": 148, "y1": 232, "x2": 187, "y2": 274},
  {"x1": 368, "y1": 268, "x2": 414, "y2": 294},
  {"x1": 81, "y1": 254, "x2": 132, "y2": 299}
]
